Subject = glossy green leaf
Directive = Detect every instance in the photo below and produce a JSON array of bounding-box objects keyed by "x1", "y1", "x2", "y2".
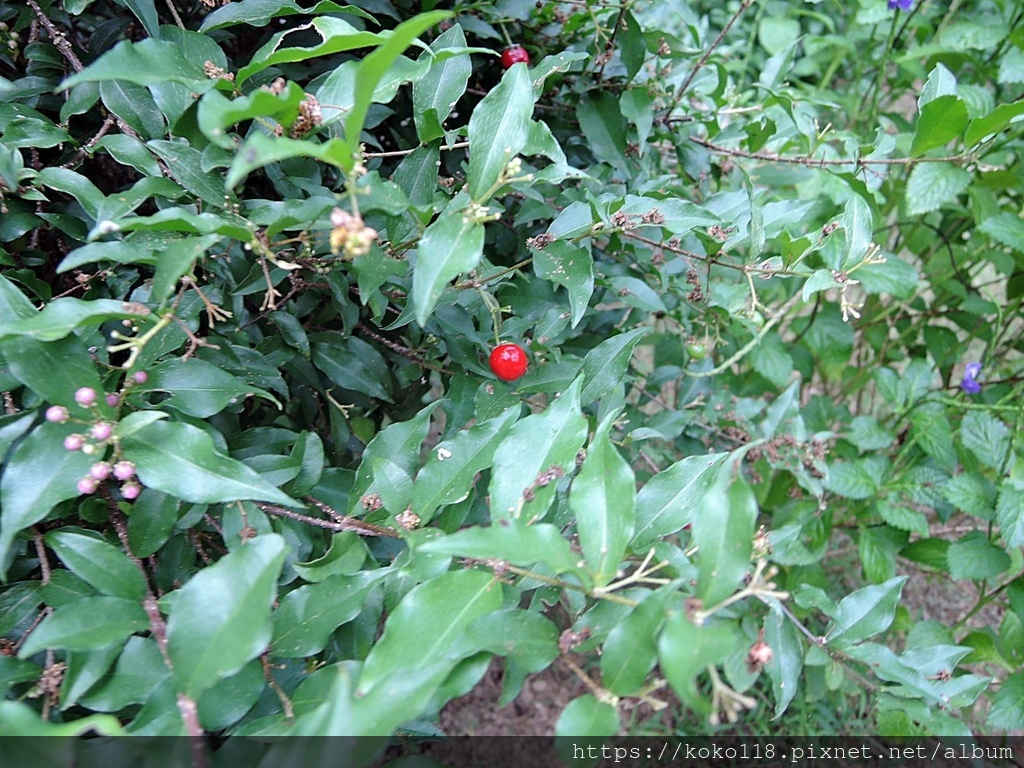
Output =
[
  {"x1": 555, "y1": 694, "x2": 620, "y2": 737},
  {"x1": 489, "y1": 376, "x2": 588, "y2": 523},
  {"x1": 577, "y1": 90, "x2": 627, "y2": 172},
  {"x1": 77, "y1": 637, "x2": 169, "y2": 712},
  {"x1": 532, "y1": 241, "x2": 594, "y2": 329},
  {"x1": 44, "y1": 530, "x2": 147, "y2": 601},
  {"x1": 764, "y1": 600, "x2": 803, "y2": 718},
  {"x1": 911, "y1": 96, "x2": 968, "y2": 156},
  {"x1": 121, "y1": 420, "x2": 298, "y2": 506},
  {"x1": 137, "y1": 358, "x2": 277, "y2": 418},
  {"x1": 311, "y1": 335, "x2": 394, "y2": 402},
  {"x1": 601, "y1": 592, "x2": 668, "y2": 696},
  {"x1": 572, "y1": 410, "x2": 635, "y2": 586},
  {"x1": 199, "y1": 0, "x2": 373, "y2": 32},
  {"x1": 127, "y1": 489, "x2": 181, "y2": 558},
  {"x1": 691, "y1": 458, "x2": 757, "y2": 606},
  {"x1": 964, "y1": 100, "x2": 1024, "y2": 146},
  {"x1": 412, "y1": 199, "x2": 484, "y2": 327},
  {"x1": 658, "y1": 612, "x2": 738, "y2": 711},
  {"x1": 0, "y1": 702, "x2": 125, "y2": 736},
  {"x1": 272, "y1": 572, "x2": 384, "y2": 657},
  {"x1": 18, "y1": 597, "x2": 148, "y2": 656},
  {"x1": 60, "y1": 645, "x2": 123, "y2": 709},
  {"x1": 632, "y1": 452, "x2": 729, "y2": 549},
  {"x1": 578, "y1": 327, "x2": 649, "y2": 406},
  {"x1": 0, "y1": 422, "x2": 94, "y2": 573},
  {"x1": 467, "y1": 64, "x2": 534, "y2": 201},
  {"x1": 61, "y1": 39, "x2": 210, "y2": 90},
  {"x1": 0, "y1": 299, "x2": 152, "y2": 343},
  {"x1": 825, "y1": 575, "x2": 908, "y2": 646},
  {"x1": 413, "y1": 24, "x2": 471, "y2": 142},
  {"x1": 411, "y1": 406, "x2": 518, "y2": 522},
  {"x1": 418, "y1": 522, "x2": 588, "y2": 582},
  {"x1": 356, "y1": 569, "x2": 503, "y2": 695},
  {"x1": 166, "y1": 534, "x2": 287, "y2": 698}
]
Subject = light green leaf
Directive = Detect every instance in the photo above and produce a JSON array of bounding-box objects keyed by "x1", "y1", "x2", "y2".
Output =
[
  {"x1": 764, "y1": 601, "x2": 803, "y2": 718},
  {"x1": 825, "y1": 575, "x2": 908, "y2": 646},
  {"x1": 555, "y1": 694, "x2": 620, "y2": 737},
  {"x1": 166, "y1": 534, "x2": 287, "y2": 698},
  {"x1": 579, "y1": 327, "x2": 649, "y2": 405},
  {"x1": 658, "y1": 612, "x2": 738, "y2": 712},
  {"x1": 632, "y1": 452, "x2": 731, "y2": 549},
  {"x1": 412, "y1": 199, "x2": 484, "y2": 327},
  {"x1": 139, "y1": 357, "x2": 278, "y2": 418},
  {"x1": 489, "y1": 377, "x2": 588, "y2": 523},
  {"x1": 532, "y1": 241, "x2": 594, "y2": 329},
  {"x1": 905, "y1": 162, "x2": 971, "y2": 215},
  {"x1": 572, "y1": 410, "x2": 635, "y2": 586},
  {"x1": 413, "y1": 24, "x2": 471, "y2": 142},
  {"x1": 411, "y1": 407, "x2": 519, "y2": 522},
  {"x1": 61, "y1": 39, "x2": 209, "y2": 90},
  {"x1": 467, "y1": 64, "x2": 534, "y2": 201},
  {"x1": 911, "y1": 95, "x2": 968, "y2": 156},
  {"x1": 200, "y1": 0, "x2": 373, "y2": 32}
]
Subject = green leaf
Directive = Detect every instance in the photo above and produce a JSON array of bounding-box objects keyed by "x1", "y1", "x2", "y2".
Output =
[
  {"x1": 960, "y1": 411, "x2": 1010, "y2": 469},
  {"x1": 148, "y1": 140, "x2": 230, "y2": 206},
  {"x1": 412, "y1": 24, "x2": 471, "y2": 142},
  {"x1": 198, "y1": 82, "x2": 308, "y2": 149},
  {"x1": 0, "y1": 702, "x2": 125, "y2": 736},
  {"x1": 555, "y1": 694, "x2": 620, "y2": 737},
  {"x1": 412, "y1": 199, "x2": 485, "y2": 327},
  {"x1": 579, "y1": 327, "x2": 649, "y2": 406},
  {"x1": 986, "y1": 671, "x2": 1024, "y2": 731},
  {"x1": 0, "y1": 422, "x2": 94, "y2": 573},
  {"x1": 917, "y1": 63, "x2": 957, "y2": 109},
  {"x1": 349, "y1": 402, "x2": 440, "y2": 517},
  {"x1": 411, "y1": 407, "x2": 518, "y2": 522},
  {"x1": 344, "y1": 11, "x2": 452, "y2": 165},
  {"x1": 127, "y1": 489, "x2": 181, "y2": 558},
  {"x1": 826, "y1": 459, "x2": 879, "y2": 499},
  {"x1": 691, "y1": 458, "x2": 757, "y2": 606},
  {"x1": 876, "y1": 497, "x2": 929, "y2": 538},
  {"x1": 77, "y1": 637, "x2": 168, "y2": 712},
  {"x1": 117, "y1": 0, "x2": 159, "y2": 36},
  {"x1": 200, "y1": 0, "x2": 373, "y2": 32},
  {"x1": 905, "y1": 162, "x2": 971, "y2": 215},
  {"x1": 947, "y1": 532, "x2": 1011, "y2": 581},
  {"x1": 658, "y1": 612, "x2": 738, "y2": 712},
  {"x1": 840, "y1": 194, "x2": 873, "y2": 269},
  {"x1": 911, "y1": 95, "x2": 968, "y2": 156},
  {"x1": 467, "y1": 64, "x2": 534, "y2": 201},
  {"x1": 910, "y1": 403, "x2": 957, "y2": 472},
  {"x1": 166, "y1": 534, "x2": 287, "y2": 698},
  {"x1": 764, "y1": 601, "x2": 803, "y2": 718},
  {"x1": 356, "y1": 569, "x2": 503, "y2": 695},
  {"x1": 490, "y1": 377, "x2": 588, "y2": 523},
  {"x1": 44, "y1": 530, "x2": 147, "y2": 601},
  {"x1": 619, "y1": 11, "x2": 645, "y2": 80},
  {"x1": 997, "y1": 480, "x2": 1024, "y2": 548},
  {"x1": 632, "y1": 452, "x2": 731, "y2": 549},
  {"x1": 452, "y1": 609, "x2": 559, "y2": 671},
  {"x1": 577, "y1": 90, "x2": 627, "y2": 173},
  {"x1": 532, "y1": 241, "x2": 594, "y2": 329},
  {"x1": 979, "y1": 212, "x2": 1024, "y2": 252},
  {"x1": 825, "y1": 575, "x2": 908, "y2": 646},
  {"x1": 61, "y1": 645, "x2": 123, "y2": 709},
  {"x1": 311, "y1": 335, "x2": 394, "y2": 402},
  {"x1": 101, "y1": 80, "x2": 164, "y2": 140},
  {"x1": 272, "y1": 571, "x2": 384, "y2": 657},
  {"x1": 138, "y1": 358, "x2": 277, "y2": 418},
  {"x1": 18, "y1": 597, "x2": 148, "y2": 656},
  {"x1": 964, "y1": 100, "x2": 1024, "y2": 146},
  {"x1": 61, "y1": 39, "x2": 209, "y2": 90},
  {"x1": 572, "y1": 411, "x2": 635, "y2": 586},
  {"x1": 418, "y1": 522, "x2": 588, "y2": 582},
  {"x1": 0, "y1": 299, "x2": 152, "y2": 343},
  {"x1": 601, "y1": 592, "x2": 667, "y2": 696},
  {"x1": 121, "y1": 420, "x2": 298, "y2": 506}
]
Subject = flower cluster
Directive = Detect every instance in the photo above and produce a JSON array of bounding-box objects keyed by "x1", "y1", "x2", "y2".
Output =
[
  {"x1": 47, "y1": 372, "x2": 149, "y2": 501},
  {"x1": 887, "y1": 0, "x2": 913, "y2": 9},
  {"x1": 960, "y1": 362, "x2": 982, "y2": 395},
  {"x1": 329, "y1": 208, "x2": 377, "y2": 259}
]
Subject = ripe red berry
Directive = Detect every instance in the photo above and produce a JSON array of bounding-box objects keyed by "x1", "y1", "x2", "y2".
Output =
[
  {"x1": 489, "y1": 343, "x2": 528, "y2": 382},
  {"x1": 501, "y1": 45, "x2": 530, "y2": 70}
]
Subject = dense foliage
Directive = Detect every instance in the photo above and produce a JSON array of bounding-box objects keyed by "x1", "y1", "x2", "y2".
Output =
[{"x1": 1, "y1": 0, "x2": 1023, "y2": 741}]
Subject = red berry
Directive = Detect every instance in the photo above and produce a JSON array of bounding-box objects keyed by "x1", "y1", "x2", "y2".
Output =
[
  {"x1": 489, "y1": 343, "x2": 528, "y2": 382},
  {"x1": 501, "y1": 45, "x2": 530, "y2": 70}
]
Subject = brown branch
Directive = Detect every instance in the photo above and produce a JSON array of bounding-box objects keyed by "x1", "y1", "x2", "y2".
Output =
[
  {"x1": 690, "y1": 136, "x2": 971, "y2": 167},
  {"x1": 672, "y1": 0, "x2": 754, "y2": 103},
  {"x1": 255, "y1": 502, "x2": 399, "y2": 538},
  {"x1": 26, "y1": 0, "x2": 83, "y2": 72}
]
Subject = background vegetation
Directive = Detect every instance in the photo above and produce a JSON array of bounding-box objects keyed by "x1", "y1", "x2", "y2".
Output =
[{"x1": 1, "y1": 0, "x2": 1022, "y2": 743}]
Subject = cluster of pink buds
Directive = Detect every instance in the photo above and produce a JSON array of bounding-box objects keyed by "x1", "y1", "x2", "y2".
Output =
[{"x1": 46, "y1": 372, "x2": 150, "y2": 502}]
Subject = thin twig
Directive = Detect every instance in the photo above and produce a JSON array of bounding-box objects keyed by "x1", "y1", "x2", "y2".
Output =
[
  {"x1": 690, "y1": 136, "x2": 970, "y2": 167},
  {"x1": 256, "y1": 502, "x2": 399, "y2": 538},
  {"x1": 673, "y1": 0, "x2": 755, "y2": 103}
]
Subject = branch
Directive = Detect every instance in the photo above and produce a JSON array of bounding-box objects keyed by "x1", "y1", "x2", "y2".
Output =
[
  {"x1": 672, "y1": 0, "x2": 755, "y2": 103},
  {"x1": 255, "y1": 501, "x2": 399, "y2": 538},
  {"x1": 690, "y1": 136, "x2": 971, "y2": 167}
]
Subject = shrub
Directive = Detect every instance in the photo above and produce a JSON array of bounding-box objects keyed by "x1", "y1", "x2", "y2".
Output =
[{"x1": 1, "y1": 0, "x2": 1022, "y2": 741}]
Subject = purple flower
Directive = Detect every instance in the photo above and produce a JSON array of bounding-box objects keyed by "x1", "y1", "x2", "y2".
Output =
[
  {"x1": 960, "y1": 362, "x2": 982, "y2": 394},
  {"x1": 888, "y1": 0, "x2": 913, "y2": 9}
]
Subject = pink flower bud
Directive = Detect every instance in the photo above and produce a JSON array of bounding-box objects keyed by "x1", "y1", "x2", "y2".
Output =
[
  {"x1": 77, "y1": 476, "x2": 99, "y2": 495},
  {"x1": 112, "y1": 461, "x2": 136, "y2": 481},
  {"x1": 46, "y1": 405, "x2": 70, "y2": 423},
  {"x1": 106, "y1": 393, "x2": 120, "y2": 407},
  {"x1": 121, "y1": 481, "x2": 142, "y2": 500},
  {"x1": 132, "y1": 371, "x2": 148, "y2": 384},
  {"x1": 90, "y1": 422, "x2": 113, "y2": 441},
  {"x1": 64, "y1": 434, "x2": 84, "y2": 451},
  {"x1": 74, "y1": 387, "x2": 98, "y2": 407},
  {"x1": 90, "y1": 462, "x2": 112, "y2": 480}
]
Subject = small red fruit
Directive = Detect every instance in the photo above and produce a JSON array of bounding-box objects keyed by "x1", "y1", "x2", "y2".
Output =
[
  {"x1": 489, "y1": 343, "x2": 528, "y2": 382},
  {"x1": 501, "y1": 45, "x2": 530, "y2": 70}
]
